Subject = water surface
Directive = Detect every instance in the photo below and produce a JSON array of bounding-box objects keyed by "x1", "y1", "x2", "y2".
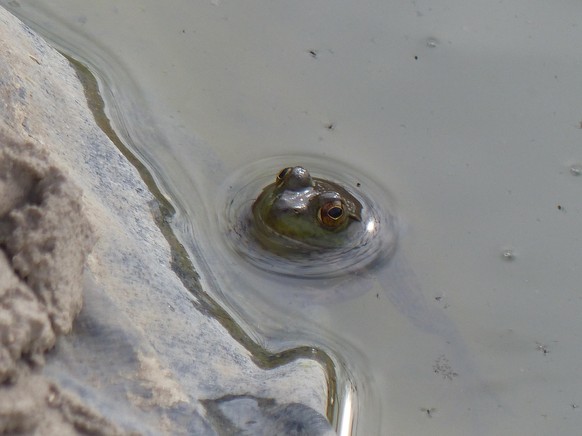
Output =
[{"x1": 7, "y1": 1, "x2": 582, "y2": 434}]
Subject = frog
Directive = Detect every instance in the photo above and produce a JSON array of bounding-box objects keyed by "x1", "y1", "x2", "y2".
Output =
[{"x1": 251, "y1": 166, "x2": 363, "y2": 250}]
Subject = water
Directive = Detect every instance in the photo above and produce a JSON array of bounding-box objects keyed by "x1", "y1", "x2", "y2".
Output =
[{"x1": 6, "y1": 0, "x2": 582, "y2": 434}]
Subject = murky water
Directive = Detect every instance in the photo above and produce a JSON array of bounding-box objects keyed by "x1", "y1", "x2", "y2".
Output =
[{"x1": 6, "y1": 0, "x2": 582, "y2": 434}]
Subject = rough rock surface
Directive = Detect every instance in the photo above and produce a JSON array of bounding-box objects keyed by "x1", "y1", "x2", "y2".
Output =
[
  {"x1": 0, "y1": 374, "x2": 125, "y2": 435},
  {"x1": 0, "y1": 132, "x2": 99, "y2": 432},
  {"x1": 204, "y1": 395, "x2": 336, "y2": 436},
  {"x1": 0, "y1": 5, "x2": 333, "y2": 435},
  {"x1": 0, "y1": 135, "x2": 94, "y2": 341}
]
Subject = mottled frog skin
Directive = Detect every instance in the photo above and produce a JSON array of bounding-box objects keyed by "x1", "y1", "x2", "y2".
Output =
[{"x1": 252, "y1": 166, "x2": 362, "y2": 249}]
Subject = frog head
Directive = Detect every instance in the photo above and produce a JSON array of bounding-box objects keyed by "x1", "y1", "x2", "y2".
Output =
[{"x1": 252, "y1": 166, "x2": 362, "y2": 248}]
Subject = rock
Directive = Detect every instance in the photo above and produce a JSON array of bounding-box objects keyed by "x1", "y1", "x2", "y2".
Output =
[
  {"x1": 0, "y1": 6, "x2": 333, "y2": 435},
  {"x1": 204, "y1": 395, "x2": 336, "y2": 436}
]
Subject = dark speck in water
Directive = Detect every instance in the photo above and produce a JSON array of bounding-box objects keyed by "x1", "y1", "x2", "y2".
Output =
[
  {"x1": 433, "y1": 355, "x2": 458, "y2": 380},
  {"x1": 536, "y1": 342, "x2": 549, "y2": 355},
  {"x1": 420, "y1": 407, "x2": 436, "y2": 418}
]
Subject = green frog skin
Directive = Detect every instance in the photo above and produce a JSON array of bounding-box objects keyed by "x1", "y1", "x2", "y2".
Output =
[{"x1": 252, "y1": 166, "x2": 362, "y2": 249}]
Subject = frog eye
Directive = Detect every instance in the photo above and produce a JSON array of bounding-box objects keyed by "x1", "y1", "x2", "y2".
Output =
[
  {"x1": 318, "y1": 200, "x2": 346, "y2": 228},
  {"x1": 276, "y1": 167, "x2": 292, "y2": 184}
]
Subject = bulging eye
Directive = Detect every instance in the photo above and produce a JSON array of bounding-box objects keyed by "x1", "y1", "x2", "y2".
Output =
[
  {"x1": 276, "y1": 167, "x2": 292, "y2": 183},
  {"x1": 318, "y1": 200, "x2": 346, "y2": 228}
]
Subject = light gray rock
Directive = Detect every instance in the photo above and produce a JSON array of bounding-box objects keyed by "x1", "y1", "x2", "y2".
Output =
[
  {"x1": 204, "y1": 395, "x2": 336, "y2": 436},
  {"x1": 0, "y1": 6, "x2": 333, "y2": 435}
]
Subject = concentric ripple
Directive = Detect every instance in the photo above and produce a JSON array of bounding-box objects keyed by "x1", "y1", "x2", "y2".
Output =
[{"x1": 217, "y1": 156, "x2": 398, "y2": 278}]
